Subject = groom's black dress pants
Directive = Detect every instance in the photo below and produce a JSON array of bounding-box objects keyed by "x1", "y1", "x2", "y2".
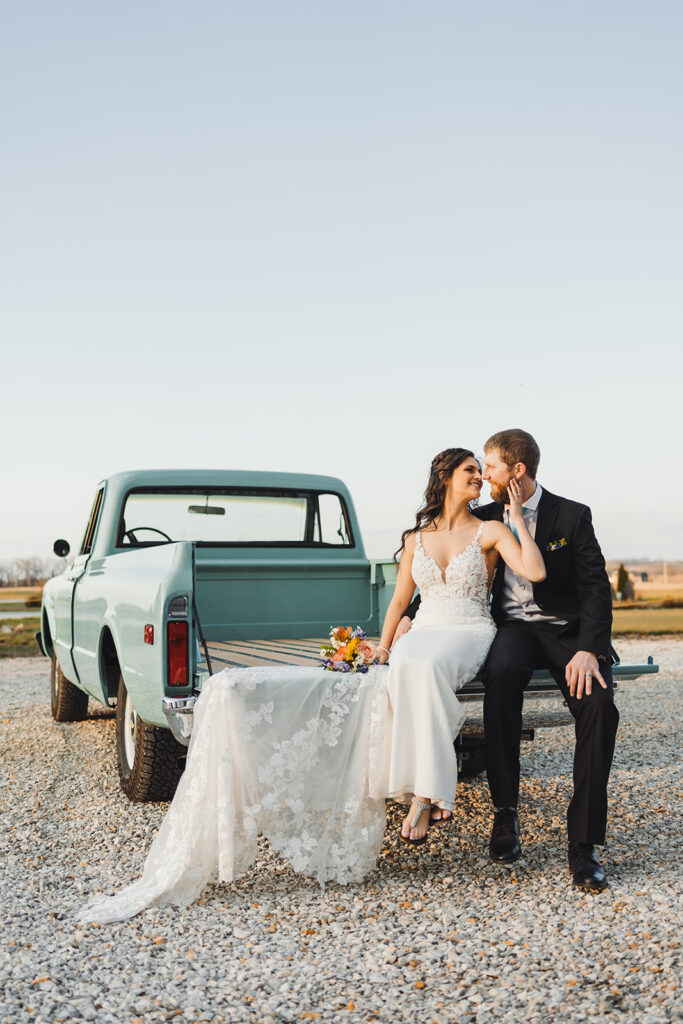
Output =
[{"x1": 481, "y1": 620, "x2": 619, "y2": 845}]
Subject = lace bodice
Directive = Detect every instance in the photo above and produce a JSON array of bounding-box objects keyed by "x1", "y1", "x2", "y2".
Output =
[{"x1": 412, "y1": 522, "x2": 491, "y2": 623}]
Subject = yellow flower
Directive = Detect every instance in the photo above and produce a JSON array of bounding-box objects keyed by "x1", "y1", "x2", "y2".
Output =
[{"x1": 345, "y1": 638, "x2": 359, "y2": 659}]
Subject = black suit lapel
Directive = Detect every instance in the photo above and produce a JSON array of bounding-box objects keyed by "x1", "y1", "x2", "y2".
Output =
[
  {"x1": 533, "y1": 488, "x2": 561, "y2": 567},
  {"x1": 474, "y1": 501, "x2": 504, "y2": 523}
]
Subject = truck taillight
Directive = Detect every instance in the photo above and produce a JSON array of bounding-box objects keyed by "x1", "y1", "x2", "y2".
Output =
[{"x1": 167, "y1": 621, "x2": 188, "y2": 686}]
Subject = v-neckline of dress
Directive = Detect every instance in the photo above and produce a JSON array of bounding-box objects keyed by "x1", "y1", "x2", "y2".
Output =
[{"x1": 417, "y1": 525, "x2": 484, "y2": 585}]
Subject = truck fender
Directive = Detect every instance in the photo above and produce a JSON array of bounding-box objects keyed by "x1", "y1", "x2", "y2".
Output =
[
  {"x1": 98, "y1": 617, "x2": 124, "y2": 705},
  {"x1": 41, "y1": 605, "x2": 57, "y2": 659}
]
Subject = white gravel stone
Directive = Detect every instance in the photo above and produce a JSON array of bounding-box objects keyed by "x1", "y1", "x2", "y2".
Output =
[{"x1": 0, "y1": 639, "x2": 681, "y2": 1023}]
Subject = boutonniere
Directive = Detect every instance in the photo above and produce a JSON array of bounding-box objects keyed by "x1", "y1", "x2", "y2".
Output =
[{"x1": 546, "y1": 538, "x2": 568, "y2": 552}]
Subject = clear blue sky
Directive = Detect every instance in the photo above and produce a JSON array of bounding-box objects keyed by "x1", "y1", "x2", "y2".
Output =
[{"x1": 2, "y1": 2, "x2": 681, "y2": 562}]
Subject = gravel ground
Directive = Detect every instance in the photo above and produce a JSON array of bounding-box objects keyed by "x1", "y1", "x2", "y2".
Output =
[{"x1": 1, "y1": 639, "x2": 681, "y2": 1024}]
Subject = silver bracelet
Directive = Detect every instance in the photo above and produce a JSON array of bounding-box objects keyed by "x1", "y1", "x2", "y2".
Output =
[{"x1": 376, "y1": 644, "x2": 391, "y2": 657}]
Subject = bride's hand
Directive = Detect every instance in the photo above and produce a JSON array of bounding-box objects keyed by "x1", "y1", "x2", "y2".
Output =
[
  {"x1": 374, "y1": 644, "x2": 390, "y2": 665},
  {"x1": 507, "y1": 478, "x2": 524, "y2": 521}
]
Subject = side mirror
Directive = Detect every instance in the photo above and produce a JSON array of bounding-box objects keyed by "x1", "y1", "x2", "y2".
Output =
[{"x1": 53, "y1": 539, "x2": 70, "y2": 558}]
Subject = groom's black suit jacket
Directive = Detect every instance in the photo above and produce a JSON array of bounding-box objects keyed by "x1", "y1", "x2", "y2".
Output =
[{"x1": 408, "y1": 489, "x2": 615, "y2": 661}]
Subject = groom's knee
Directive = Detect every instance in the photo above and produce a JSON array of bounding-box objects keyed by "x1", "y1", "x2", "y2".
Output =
[
  {"x1": 569, "y1": 683, "x2": 619, "y2": 729},
  {"x1": 482, "y1": 649, "x2": 533, "y2": 695},
  {"x1": 483, "y1": 657, "x2": 529, "y2": 690}
]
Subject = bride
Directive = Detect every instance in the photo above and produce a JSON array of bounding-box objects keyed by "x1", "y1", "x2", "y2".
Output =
[
  {"x1": 375, "y1": 447, "x2": 545, "y2": 844},
  {"x1": 79, "y1": 448, "x2": 545, "y2": 923}
]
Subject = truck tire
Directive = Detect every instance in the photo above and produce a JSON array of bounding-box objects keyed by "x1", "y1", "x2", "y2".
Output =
[
  {"x1": 51, "y1": 652, "x2": 89, "y2": 722},
  {"x1": 116, "y1": 673, "x2": 185, "y2": 802},
  {"x1": 459, "y1": 745, "x2": 486, "y2": 779}
]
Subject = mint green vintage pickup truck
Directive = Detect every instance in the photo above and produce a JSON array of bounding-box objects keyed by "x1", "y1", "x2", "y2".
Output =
[
  {"x1": 40, "y1": 471, "x2": 399, "y2": 801},
  {"x1": 40, "y1": 470, "x2": 658, "y2": 803}
]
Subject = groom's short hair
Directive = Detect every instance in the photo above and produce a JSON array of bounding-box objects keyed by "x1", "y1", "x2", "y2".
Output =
[{"x1": 484, "y1": 428, "x2": 540, "y2": 479}]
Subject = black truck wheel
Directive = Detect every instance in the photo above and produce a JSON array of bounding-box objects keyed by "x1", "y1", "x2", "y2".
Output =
[
  {"x1": 116, "y1": 673, "x2": 185, "y2": 802},
  {"x1": 51, "y1": 652, "x2": 89, "y2": 721}
]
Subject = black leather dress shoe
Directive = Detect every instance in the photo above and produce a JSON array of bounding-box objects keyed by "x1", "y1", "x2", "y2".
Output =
[
  {"x1": 489, "y1": 808, "x2": 522, "y2": 863},
  {"x1": 568, "y1": 842, "x2": 608, "y2": 892}
]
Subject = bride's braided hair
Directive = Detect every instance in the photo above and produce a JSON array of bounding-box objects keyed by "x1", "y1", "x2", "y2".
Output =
[{"x1": 393, "y1": 447, "x2": 479, "y2": 565}]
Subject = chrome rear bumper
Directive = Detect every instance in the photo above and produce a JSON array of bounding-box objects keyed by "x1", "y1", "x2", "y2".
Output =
[{"x1": 162, "y1": 695, "x2": 198, "y2": 746}]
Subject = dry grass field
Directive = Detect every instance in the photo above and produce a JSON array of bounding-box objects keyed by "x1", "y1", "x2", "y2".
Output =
[
  {"x1": 612, "y1": 607, "x2": 683, "y2": 635},
  {"x1": 0, "y1": 586, "x2": 42, "y2": 602},
  {"x1": 613, "y1": 582, "x2": 683, "y2": 634},
  {"x1": 631, "y1": 583, "x2": 683, "y2": 604},
  {"x1": 0, "y1": 617, "x2": 41, "y2": 657}
]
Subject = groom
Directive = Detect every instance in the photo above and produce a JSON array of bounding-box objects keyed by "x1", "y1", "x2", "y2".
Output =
[{"x1": 400, "y1": 428, "x2": 618, "y2": 892}]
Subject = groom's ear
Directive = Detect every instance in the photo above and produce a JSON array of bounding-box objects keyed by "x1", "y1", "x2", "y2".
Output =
[{"x1": 513, "y1": 462, "x2": 528, "y2": 480}]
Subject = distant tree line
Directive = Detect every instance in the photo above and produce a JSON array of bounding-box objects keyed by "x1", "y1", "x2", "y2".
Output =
[{"x1": 0, "y1": 557, "x2": 66, "y2": 587}]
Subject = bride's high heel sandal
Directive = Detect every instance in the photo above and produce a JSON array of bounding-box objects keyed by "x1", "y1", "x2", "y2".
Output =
[{"x1": 400, "y1": 798, "x2": 432, "y2": 846}]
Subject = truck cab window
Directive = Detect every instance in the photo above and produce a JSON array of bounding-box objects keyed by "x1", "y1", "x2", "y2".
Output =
[
  {"x1": 315, "y1": 493, "x2": 350, "y2": 545},
  {"x1": 116, "y1": 489, "x2": 353, "y2": 547}
]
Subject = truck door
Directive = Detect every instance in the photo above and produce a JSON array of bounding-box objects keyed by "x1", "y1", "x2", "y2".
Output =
[{"x1": 53, "y1": 487, "x2": 104, "y2": 684}]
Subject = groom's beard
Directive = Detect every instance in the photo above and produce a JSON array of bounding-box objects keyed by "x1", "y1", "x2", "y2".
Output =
[{"x1": 489, "y1": 480, "x2": 512, "y2": 504}]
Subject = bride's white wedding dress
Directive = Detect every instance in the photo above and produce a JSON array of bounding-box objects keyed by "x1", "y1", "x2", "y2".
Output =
[
  {"x1": 79, "y1": 524, "x2": 495, "y2": 923},
  {"x1": 386, "y1": 525, "x2": 496, "y2": 811}
]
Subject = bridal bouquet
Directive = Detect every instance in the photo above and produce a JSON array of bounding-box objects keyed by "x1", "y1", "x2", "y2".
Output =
[{"x1": 320, "y1": 626, "x2": 377, "y2": 673}]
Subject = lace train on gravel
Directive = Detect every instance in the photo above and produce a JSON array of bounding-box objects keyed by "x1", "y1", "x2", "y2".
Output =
[{"x1": 78, "y1": 666, "x2": 392, "y2": 924}]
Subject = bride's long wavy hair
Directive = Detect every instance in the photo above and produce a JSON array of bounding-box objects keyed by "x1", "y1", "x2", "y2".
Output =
[{"x1": 393, "y1": 447, "x2": 479, "y2": 565}]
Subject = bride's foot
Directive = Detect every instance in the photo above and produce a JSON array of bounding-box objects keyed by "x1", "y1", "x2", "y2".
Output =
[
  {"x1": 430, "y1": 807, "x2": 453, "y2": 825},
  {"x1": 400, "y1": 797, "x2": 432, "y2": 845}
]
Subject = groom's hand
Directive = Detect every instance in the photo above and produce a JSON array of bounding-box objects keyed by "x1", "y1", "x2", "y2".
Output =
[
  {"x1": 565, "y1": 651, "x2": 606, "y2": 700},
  {"x1": 392, "y1": 616, "x2": 412, "y2": 647}
]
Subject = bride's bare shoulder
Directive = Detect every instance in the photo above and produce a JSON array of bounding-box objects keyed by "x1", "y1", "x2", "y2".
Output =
[
  {"x1": 402, "y1": 530, "x2": 418, "y2": 555},
  {"x1": 480, "y1": 519, "x2": 507, "y2": 548}
]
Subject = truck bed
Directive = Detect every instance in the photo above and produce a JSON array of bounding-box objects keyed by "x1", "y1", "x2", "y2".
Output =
[{"x1": 202, "y1": 637, "x2": 331, "y2": 670}]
